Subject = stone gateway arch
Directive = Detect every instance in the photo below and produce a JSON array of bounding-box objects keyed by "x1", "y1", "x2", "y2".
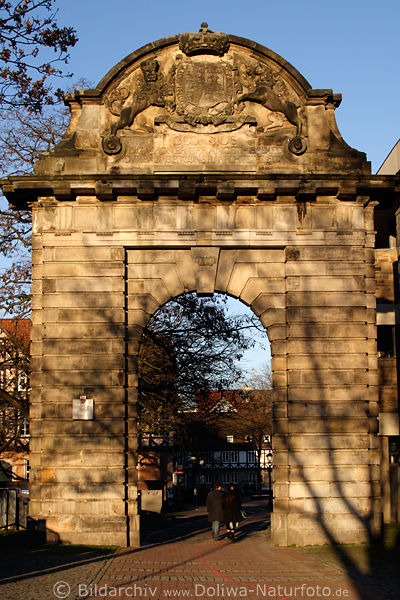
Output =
[{"x1": 1, "y1": 25, "x2": 397, "y2": 546}]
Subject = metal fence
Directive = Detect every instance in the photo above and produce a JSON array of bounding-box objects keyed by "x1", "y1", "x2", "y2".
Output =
[{"x1": 0, "y1": 488, "x2": 29, "y2": 530}]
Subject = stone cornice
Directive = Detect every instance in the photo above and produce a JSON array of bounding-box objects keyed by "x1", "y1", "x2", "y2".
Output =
[{"x1": 2, "y1": 173, "x2": 400, "y2": 209}]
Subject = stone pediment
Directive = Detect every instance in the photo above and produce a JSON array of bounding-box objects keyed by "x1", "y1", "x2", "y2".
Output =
[{"x1": 33, "y1": 25, "x2": 367, "y2": 177}]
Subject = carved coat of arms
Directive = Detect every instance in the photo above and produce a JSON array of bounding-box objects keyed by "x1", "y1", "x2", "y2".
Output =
[
  {"x1": 175, "y1": 60, "x2": 234, "y2": 125},
  {"x1": 102, "y1": 24, "x2": 306, "y2": 156},
  {"x1": 154, "y1": 57, "x2": 253, "y2": 132}
]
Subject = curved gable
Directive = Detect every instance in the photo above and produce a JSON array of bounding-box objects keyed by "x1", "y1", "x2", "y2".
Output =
[{"x1": 34, "y1": 24, "x2": 366, "y2": 177}]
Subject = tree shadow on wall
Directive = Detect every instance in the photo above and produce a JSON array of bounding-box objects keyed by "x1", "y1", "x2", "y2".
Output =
[{"x1": 275, "y1": 313, "x2": 400, "y2": 599}]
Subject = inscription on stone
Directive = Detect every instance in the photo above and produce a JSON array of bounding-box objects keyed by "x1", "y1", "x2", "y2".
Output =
[{"x1": 154, "y1": 131, "x2": 257, "y2": 169}]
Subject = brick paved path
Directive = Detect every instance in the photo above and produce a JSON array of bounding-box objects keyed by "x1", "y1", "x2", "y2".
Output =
[
  {"x1": 85, "y1": 503, "x2": 400, "y2": 600},
  {"x1": 0, "y1": 501, "x2": 398, "y2": 600}
]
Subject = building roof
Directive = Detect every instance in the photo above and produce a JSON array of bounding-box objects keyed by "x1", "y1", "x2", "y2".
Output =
[
  {"x1": 377, "y1": 138, "x2": 400, "y2": 175},
  {"x1": 195, "y1": 390, "x2": 244, "y2": 412},
  {"x1": 195, "y1": 389, "x2": 272, "y2": 413},
  {"x1": 0, "y1": 319, "x2": 31, "y2": 348}
]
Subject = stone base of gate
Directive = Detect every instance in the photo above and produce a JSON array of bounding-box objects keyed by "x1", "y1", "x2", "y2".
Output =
[
  {"x1": 271, "y1": 511, "x2": 381, "y2": 546},
  {"x1": 31, "y1": 515, "x2": 140, "y2": 547},
  {"x1": 28, "y1": 489, "x2": 141, "y2": 547}
]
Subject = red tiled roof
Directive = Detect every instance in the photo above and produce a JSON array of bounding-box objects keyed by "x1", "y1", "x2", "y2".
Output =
[
  {"x1": 195, "y1": 389, "x2": 253, "y2": 411},
  {"x1": 0, "y1": 319, "x2": 31, "y2": 347}
]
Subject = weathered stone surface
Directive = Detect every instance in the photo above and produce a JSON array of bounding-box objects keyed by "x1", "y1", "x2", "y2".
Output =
[
  {"x1": 287, "y1": 354, "x2": 369, "y2": 369},
  {"x1": 274, "y1": 465, "x2": 373, "y2": 482},
  {"x1": 54, "y1": 277, "x2": 125, "y2": 293},
  {"x1": 41, "y1": 292, "x2": 126, "y2": 308},
  {"x1": 286, "y1": 291, "x2": 372, "y2": 307}
]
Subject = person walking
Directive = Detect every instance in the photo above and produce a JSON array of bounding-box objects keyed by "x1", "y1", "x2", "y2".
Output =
[
  {"x1": 206, "y1": 481, "x2": 225, "y2": 541},
  {"x1": 224, "y1": 484, "x2": 243, "y2": 542}
]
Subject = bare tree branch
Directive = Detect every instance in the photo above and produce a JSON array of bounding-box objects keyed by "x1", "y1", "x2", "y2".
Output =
[
  {"x1": 137, "y1": 293, "x2": 261, "y2": 445},
  {"x1": 0, "y1": 0, "x2": 78, "y2": 112}
]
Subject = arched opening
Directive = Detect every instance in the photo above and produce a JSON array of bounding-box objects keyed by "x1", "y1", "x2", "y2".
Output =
[{"x1": 135, "y1": 291, "x2": 272, "y2": 542}]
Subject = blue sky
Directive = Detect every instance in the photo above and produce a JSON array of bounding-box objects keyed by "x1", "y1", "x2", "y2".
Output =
[
  {"x1": 56, "y1": 0, "x2": 400, "y2": 172},
  {"x1": 225, "y1": 297, "x2": 271, "y2": 377}
]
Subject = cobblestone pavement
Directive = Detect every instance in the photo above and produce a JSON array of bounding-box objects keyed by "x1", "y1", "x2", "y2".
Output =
[
  {"x1": 0, "y1": 501, "x2": 398, "y2": 600},
  {"x1": 0, "y1": 543, "x2": 115, "y2": 600}
]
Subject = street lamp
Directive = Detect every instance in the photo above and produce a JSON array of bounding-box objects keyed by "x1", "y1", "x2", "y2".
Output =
[{"x1": 266, "y1": 451, "x2": 273, "y2": 510}]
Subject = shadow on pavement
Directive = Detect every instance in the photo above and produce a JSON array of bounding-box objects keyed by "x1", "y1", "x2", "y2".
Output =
[
  {"x1": 0, "y1": 536, "x2": 115, "y2": 586},
  {"x1": 140, "y1": 500, "x2": 270, "y2": 547},
  {"x1": 0, "y1": 500, "x2": 270, "y2": 586}
]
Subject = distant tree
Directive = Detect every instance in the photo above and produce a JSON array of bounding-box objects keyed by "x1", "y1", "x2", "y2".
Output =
[
  {"x1": 137, "y1": 331, "x2": 181, "y2": 443},
  {"x1": 0, "y1": 1, "x2": 78, "y2": 317},
  {"x1": 230, "y1": 366, "x2": 273, "y2": 493},
  {"x1": 0, "y1": 101, "x2": 70, "y2": 317},
  {"x1": 0, "y1": 319, "x2": 30, "y2": 454},
  {"x1": 137, "y1": 293, "x2": 259, "y2": 445},
  {"x1": 0, "y1": 86, "x2": 92, "y2": 468}
]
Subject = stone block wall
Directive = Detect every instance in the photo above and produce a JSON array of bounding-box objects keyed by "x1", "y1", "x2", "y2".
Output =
[
  {"x1": 26, "y1": 191, "x2": 380, "y2": 546},
  {"x1": 273, "y1": 243, "x2": 378, "y2": 545},
  {"x1": 30, "y1": 216, "x2": 136, "y2": 545}
]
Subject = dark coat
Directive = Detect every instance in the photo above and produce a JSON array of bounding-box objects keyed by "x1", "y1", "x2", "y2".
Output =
[
  {"x1": 224, "y1": 491, "x2": 242, "y2": 523},
  {"x1": 206, "y1": 489, "x2": 225, "y2": 522}
]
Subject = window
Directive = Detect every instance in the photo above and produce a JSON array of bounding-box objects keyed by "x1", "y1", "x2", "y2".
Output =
[
  {"x1": 199, "y1": 452, "x2": 213, "y2": 463},
  {"x1": 389, "y1": 437, "x2": 400, "y2": 464},
  {"x1": 20, "y1": 419, "x2": 29, "y2": 437},
  {"x1": 377, "y1": 326, "x2": 396, "y2": 358},
  {"x1": 247, "y1": 450, "x2": 256, "y2": 463},
  {"x1": 223, "y1": 450, "x2": 238, "y2": 463},
  {"x1": 230, "y1": 451, "x2": 238, "y2": 463},
  {"x1": 245, "y1": 435, "x2": 252, "y2": 442},
  {"x1": 226, "y1": 435, "x2": 234, "y2": 443},
  {"x1": 222, "y1": 472, "x2": 237, "y2": 484},
  {"x1": 176, "y1": 450, "x2": 188, "y2": 466},
  {"x1": 18, "y1": 372, "x2": 28, "y2": 392},
  {"x1": 263, "y1": 434, "x2": 271, "y2": 443},
  {"x1": 24, "y1": 459, "x2": 30, "y2": 480},
  {"x1": 222, "y1": 450, "x2": 239, "y2": 463}
]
